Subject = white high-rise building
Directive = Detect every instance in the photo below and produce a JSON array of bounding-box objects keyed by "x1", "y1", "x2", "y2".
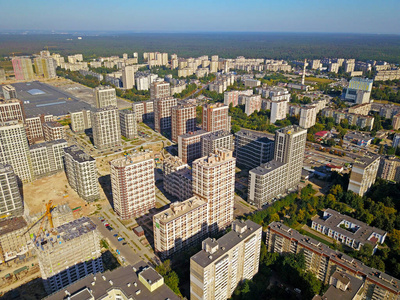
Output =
[
  {"x1": 122, "y1": 65, "x2": 135, "y2": 90},
  {"x1": 94, "y1": 86, "x2": 117, "y2": 108},
  {"x1": 270, "y1": 100, "x2": 288, "y2": 123},
  {"x1": 299, "y1": 106, "x2": 317, "y2": 129}
]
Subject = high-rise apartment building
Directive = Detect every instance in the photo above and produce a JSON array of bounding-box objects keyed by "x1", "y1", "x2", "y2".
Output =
[
  {"x1": 192, "y1": 149, "x2": 236, "y2": 234},
  {"x1": 35, "y1": 217, "x2": 103, "y2": 294},
  {"x1": 392, "y1": 113, "x2": 400, "y2": 130},
  {"x1": 171, "y1": 101, "x2": 196, "y2": 142},
  {"x1": 12, "y1": 57, "x2": 34, "y2": 81},
  {"x1": 270, "y1": 99, "x2": 288, "y2": 123},
  {"x1": 299, "y1": 106, "x2": 317, "y2": 129},
  {"x1": 393, "y1": 133, "x2": 400, "y2": 149},
  {"x1": 378, "y1": 156, "x2": 400, "y2": 183},
  {"x1": 202, "y1": 103, "x2": 231, "y2": 133},
  {"x1": 274, "y1": 125, "x2": 307, "y2": 188},
  {"x1": 132, "y1": 102, "x2": 145, "y2": 122},
  {"x1": 119, "y1": 109, "x2": 137, "y2": 139},
  {"x1": 348, "y1": 156, "x2": 380, "y2": 196},
  {"x1": 0, "y1": 99, "x2": 25, "y2": 122},
  {"x1": 42, "y1": 121, "x2": 66, "y2": 141},
  {"x1": 2, "y1": 85, "x2": 17, "y2": 100},
  {"x1": 64, "y1": 146, "x2": 100, "y2": 202},
  {"x1": 266, "y1": 221, "x2": 400, "y2": 300},
  {"x1": 0, "y1": 164, "x2": 23, "y2": 218},
  {"x1": 94, "y1": 86, "x2": 117, "y2": 108},
  {"x1": 244, "y1": 95, "x2": 262, "y2": 116},
  {"x1": 91, "y1": 106, "x2": 121, "y2": 150},
  {"x1": 122, "y1": 65, "x2": 135, "y2": 90},
  {"x1": 0, "y1": 121, "x2": 33, "y2": 182},
  {"x1": 110, "y1": 152, "x2": 155, "y2": 219},
  {"x1": 178, "y1": 130, "x2": 209, "y2": 164},
  {"x1": 154, "y1": 96, "x2": 177, "y2": 133},
  {"x1": 248, "y1": 126, "x2": 307, "y2": 207},
  {"x1": 163, "y1": 156, "x2": 193, "y2": 201},
  {"x1": 70, "y1": 109, "x2": 91, "y2": 133},
  {"x1": 201, "y1": 130, "x2": 233, "y2": 157},
  {"x1": 25, "y1": 114, "x2": 53, "y2": 144},
  {"x1": 30, "y1": 139, "x2": 68, "y2": 178},
  {"x1": 224, "y1": 90, "x2": 239, "y2": 107},
  {"x1": 153, "y1": 196, "x2": 208, "y2": 260},
  {"x1": 234, "y1": 129, "x2": 275, "y2": 170},
  {"x1": 33, "y1": 57, "x2": 57, "y2": 79},
  {"x1": 150, "y1": 81, "x2": 170, "y2": 100},
  {"x1": 190, "y1": 220, "x2": 262, "y2": 300},
  {"x1": 344, "y1": 77, "x2": 373, "y2": 104}
]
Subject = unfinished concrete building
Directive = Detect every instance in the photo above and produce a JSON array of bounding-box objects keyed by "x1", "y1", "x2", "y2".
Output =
[
  {"x1": 111, "y1": 152, "x2": 155, "y2": 219},
  {"x1": 35, "y1": 217, "x2": 103, "y2": 294},
  {"x1": 0, "y1": 164, "x2": 23, "y2": 218},
  {"x1": 64, "y1": 145, "x2": 100, "y2": 202},
  {"x1": 0, "y1": 217, "x2": 32, "y2": 263},
  {"x1": 163, "y1": 156, "x2": 193, "y2": 201},
  {"x1": 29, "y1": 139, "x2": 67, "y2": 178}
]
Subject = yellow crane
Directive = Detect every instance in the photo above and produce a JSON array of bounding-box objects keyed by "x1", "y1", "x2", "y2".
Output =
[{"x1": 22, "y1": 200, "x2": 55, "y2": 242}]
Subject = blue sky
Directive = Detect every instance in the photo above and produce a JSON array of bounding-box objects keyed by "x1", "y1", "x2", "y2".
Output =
[{"x1": 1, "y1": 0, "x2": 399, "y2": 34}]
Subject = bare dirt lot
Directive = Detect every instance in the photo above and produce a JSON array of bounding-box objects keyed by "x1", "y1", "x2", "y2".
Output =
[{"x1": 22, "y1": 172, "x2": 100, "y2": 216}]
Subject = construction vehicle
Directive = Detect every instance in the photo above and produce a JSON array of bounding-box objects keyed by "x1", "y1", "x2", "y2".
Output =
[{"x1": 22, "y1": 200, "x2": 56, "y2": 242}]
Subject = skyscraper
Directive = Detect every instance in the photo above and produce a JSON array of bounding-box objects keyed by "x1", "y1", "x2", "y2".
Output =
[
  {"x1": 91, "y1": 106, "x2": 121, "y2": 150},
  {"x1": 171, "y1": 101, "x2": 196, "y2": 143},
  {"x1": 110, "y1": 152, "x2": 155, "y2": 219},
  {"x1": 0, "y1": 121, "x2": 33, "y2": 182},
  {"x1": 94, "y1": 86, "x2": 117, "y2": 108},
  {"x1": 202, "y1": 103, "x2": 231, "y2": 133},
  {"x1": 192, "y1": 149, "x2": 236, "y2": 234},
  {"x1": 0, "y1": 164, "x2": 23, "y2": 218}
]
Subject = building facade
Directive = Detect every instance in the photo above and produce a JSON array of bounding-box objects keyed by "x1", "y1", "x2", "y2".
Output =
[
  {"x1": 171, "y1": 101, "x2": 196, "y2": 143},
  {"x1": 94, "y1": 86, "x2": 117, "y2": 108},
  {"x1": 150, "y1": 81, "x2": 171, "y2": 100},
  {"x1": 119, "y1": 109, "x2": 137, "y2": 139},
  {"x1": 348, "y1": 156, "x2": 380, "y2": 196},
  {"x1": 110, "y1": 152, "x2": 155, "y2": 219},
  {"x1": 91, "y1": 106, "x2": 121, "y2": 150},
  {"x1": 154, "y1": 97, "x2": 177, "y2": 133},
  {"x1": 70, "y1": 110, "x2": 91, "y2": 133},
  {"x1": 42, "y1": 121, "x2": 66, "y2": 141},
  {"x1": 0, "y1": 164, "x2": 23, "y2": 218},
  {"x1": 178, "y1": 130, "x2": 209, "y2": 164},
  {"x1": 12, "y1": 57, "x2": 34, "y2": 81},
  {"x1": 163, "y1": 156, "x2": 193, "y2": 201},
  {"x1": 201, "y1": 130, "x2": 233, "y2": 157},
  {"x1": 202, "y1": 103, "x2": 231, "y2": 133}
]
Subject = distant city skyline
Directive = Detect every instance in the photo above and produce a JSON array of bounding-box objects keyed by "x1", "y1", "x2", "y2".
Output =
[{"x1": 1, "y1": 0, "x2": 399, "y2": 35}]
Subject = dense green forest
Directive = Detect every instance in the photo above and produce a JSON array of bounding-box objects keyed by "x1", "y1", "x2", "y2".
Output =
[{"x1": 2, "y1": 33, "x2": 400, "y2": 63}]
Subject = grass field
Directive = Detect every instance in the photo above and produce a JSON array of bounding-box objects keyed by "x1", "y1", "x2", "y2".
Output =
[{"x1": 305, "y1": 76, "x2": 334, "y2": 84}]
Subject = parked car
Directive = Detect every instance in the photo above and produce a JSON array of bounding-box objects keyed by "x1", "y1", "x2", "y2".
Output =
[
  {"x1": 107, "y1": 226, "x2": 113, "y2": 231},
  {"x1": 116, "y1": 249, "x2": 120, "y2": 255},
  {"x1": 113, "y1": 234, "x2": 118, "y2": 237},
  {"x1": 117, "y1": 237, "x2": 124, "y2": 242},
  {"x1": 104, "y1": 223, "x2": 109, "y2": 227}
]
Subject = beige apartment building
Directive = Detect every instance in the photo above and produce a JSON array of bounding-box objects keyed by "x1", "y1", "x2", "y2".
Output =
[
  {"x1": 266, "y1": 222, "x2": 400, "y2": 300},
  {"x1": 0, "y1": 121, "x2": 33, "y2": 182},
  {"x1": 150, "y1": 81, "x2": 171, "y2": 100},
  {"x1": 70, "y1": 109, "x2": 91, "y2": 133},
  {"x1": 190, "y1": 220, "x2": 262, "y2": 300},
  {"x1": 119, "y1": 109, "x2": 137, "y2": 139},
  {"x1": 154, "y1": 96, "x2": 177, "y2": 133},
  {"x1": 299, "y1": 106, "x2": 317, "y2": 129},
  {"x1": 91, "y1": 106, "x2": 121, "y2": 150},
  {"x1": 0, "y1": 164, "x2": 23, "y2": 218},
  {"x1": 348, "y1": 156, "x2": 380, "y2": 196},
  {"x1": 171, "y1": 101, "x2": 196, "y2": 143},
  {"x1": 192, "y1": 149, "x2": 236, "y2": 234},
  {"x1": 392, "y1": 113, "x2": 400, "y2": 130},
  {"x1": 163, "y1": 155, "x2": 193, "y2": 201},
  {"x1": 378, "y1": 156, "x2": 400, "y2": 183},
  {"x1": 94, "y1": 86, "x2": 117, "y2": 108},
  {"x1": 110, "y1": 152, "x2": 155, "y2": 219},
  {"x1": 0, "y1": 98, "x2": 25, "y2": 123},
  {"x1": 36, "y1": 217, "x2": 104, "y2": 294},
  {"x1": 64, "y1": 145, "x2": 100, "y2": 202},
  {"x1": 202, "y1": 103, "x2": 231, "y2": 133},
  {"x1": 201, "y1": 130, "x2": 233, "y2": 157},
  {"x1": 42, "y1": 121, "x2": 65, "y2": 141},
  {"x1": 153, "y1": 196, "x2": 208, "y2": 260},
  {"x1": 348, "y1": 103, "x2": 371, "y2": 116}
]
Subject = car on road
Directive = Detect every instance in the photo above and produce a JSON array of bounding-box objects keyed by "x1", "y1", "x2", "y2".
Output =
[
  {"x1": 117, "y1": 237, "x2": 124, "y2": 242},
  {"x1": 116, "y1": 249, "x2": 120, "y2": 255},
  {"x1": 122, "y1": 242, "x2": 127, "y2": 245},
  {"x1": 104, "y1": 223, "x2": 109, "y2": 226},
  {"x1": 113, "y1": 234, "x2": 118, "y2": 237},
  {"x1": 107, "y1": 226, "x2": 114, "y2": 231}
]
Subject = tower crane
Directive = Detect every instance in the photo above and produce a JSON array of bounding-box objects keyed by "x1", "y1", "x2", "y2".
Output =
[{"x1": 22, "y1": 200, "x2": 56, "y2": 242}]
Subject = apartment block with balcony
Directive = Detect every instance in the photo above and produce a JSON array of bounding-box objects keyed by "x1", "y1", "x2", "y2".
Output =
[
  {"x1": 348, "y1": 156, "x2": 380, "y2": 196},
  {"x1": 0, "y1": 164, "x2": 23, "y2": 218},
  {"x1": 163, "y1": 156, "x2": 193, "y2": 201},
  {"x1": 201, "y1": 130, "x2": 233, "y2": 157},
  {"x1": 178, "y1": 130, "x2": 209, "y2": 164}
]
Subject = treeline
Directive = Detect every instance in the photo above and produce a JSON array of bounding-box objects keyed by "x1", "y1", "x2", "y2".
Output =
[
  {"x1": 56, "y1": 68, "x2": 99, "y2": 88},
  {"x1": 173, "y1": 83, "x2": 197, "y2": 99},
  {"x1": 372, "y1": 81, "x2": 400, "y2": 103},
  {"x1": 89, "y1": 66, "x2": 118, "y2": 74}
]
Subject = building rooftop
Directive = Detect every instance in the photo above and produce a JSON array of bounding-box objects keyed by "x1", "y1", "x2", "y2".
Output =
[
  {"x1": 29, "y1": 139, "x2": 67, "y2": 150},
  {"x1": 179, "y1": 129, "x2": 208, "y2": 139},
  {"x1": 352, "y1": 155, "x2": 380, "y2": 168},
  {"x1": 315, "y1": 271, "x2": 364, "y2": 300},
  {"x1": 45, "y1": 265, "x2": 179, "y2": 300},
  {"x1": 193, "y1": 149, "x2": 234, "y2": 166},
  {"x1": 64, "y1": 145, "x2": 95, "y2": 163},
  {"x1": 201, "y1": 130, "x2": 232, "y2": 141},
  {"x1": 110, "y1": 151, "x2": 153, "y2": 168},
  {"x1": 154, "y1": 197, "x2": 206, "y2": 223},
  {"x1": 119, "y1": 109, "x2": 135, "y2": 115},
  {"x1": 250, "y1": 160, "x2": 286, "y2": 175},
  {"x1": 235, "y1": 129, "x2": 274, "y2": 143},
  {"x1": 191, "y1": 220, "x2": 261, "y2": 268},
  {"x1": 0, "y1": 217, "x2": 28, "y2": 236},
  {"x1": 268, "y1": 222, "x2": 400, "y2": 295}
]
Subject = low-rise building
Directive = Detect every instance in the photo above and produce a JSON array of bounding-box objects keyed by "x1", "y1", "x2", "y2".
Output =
[{"x1": 311, "y1": 208, "x2": 387, "y2": 253}]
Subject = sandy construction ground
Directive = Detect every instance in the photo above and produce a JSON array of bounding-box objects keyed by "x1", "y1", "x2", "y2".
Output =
[{"x1": 22, "y1": 172, "x2": 101, "y2": 217}]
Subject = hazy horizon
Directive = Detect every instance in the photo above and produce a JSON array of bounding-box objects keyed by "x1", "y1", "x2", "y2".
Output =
[{"x1": 1, "y1": 0, "x2": 399, "y2": 35}]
